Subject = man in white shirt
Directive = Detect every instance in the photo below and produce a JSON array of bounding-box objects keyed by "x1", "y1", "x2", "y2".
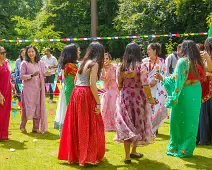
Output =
[
  {"x1": 165, "y1": 44, "x2": 182, "y2": 76},
  {"x1": 41, "y1": 48, "x2": 58, "y2": 103}
]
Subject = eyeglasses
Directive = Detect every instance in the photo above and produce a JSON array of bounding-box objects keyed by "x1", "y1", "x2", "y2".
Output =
[{"x1": 0, "y1": 51, "x2": 7, "y2": 55}]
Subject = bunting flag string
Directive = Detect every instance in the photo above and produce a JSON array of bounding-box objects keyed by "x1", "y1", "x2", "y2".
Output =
[{"x1": 0, "y1": 32, "x2": 208, "y2": 43}]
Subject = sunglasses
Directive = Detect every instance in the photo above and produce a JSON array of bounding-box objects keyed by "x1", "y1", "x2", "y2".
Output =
[{"x1": 0, "y1": 51, "x2": 7, "y2": 55}]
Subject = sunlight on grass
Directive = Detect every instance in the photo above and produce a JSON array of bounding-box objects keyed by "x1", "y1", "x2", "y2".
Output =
[{"x1": 0, "y1": 97, "x2": 211, "y2": 170}]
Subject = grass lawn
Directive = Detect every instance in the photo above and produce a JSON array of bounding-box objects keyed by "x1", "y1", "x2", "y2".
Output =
[{"x1": 0, "y1": 97, "x2": 211, "y2": 170}]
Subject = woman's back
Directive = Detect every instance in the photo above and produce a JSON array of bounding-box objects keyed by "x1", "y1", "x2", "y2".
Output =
[{"x1": 120, "y1": 63, "x2": 148, "y2": 89}]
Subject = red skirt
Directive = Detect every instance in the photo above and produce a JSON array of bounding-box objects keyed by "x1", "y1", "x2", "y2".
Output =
[{"x1": 58, "y1": 86, "x2": 105, "y2": 166}]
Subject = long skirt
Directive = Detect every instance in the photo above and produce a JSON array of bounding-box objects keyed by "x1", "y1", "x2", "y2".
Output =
[
  {"x1": 167, "y1": 82, "x2": 202, "y2": 158},
  {"x1": 197, "y1": 98, "x2": 212, "y2": 145},
  {"x1": 58, "y1": 86, "x2": 105, "y2": 166},
  {"x1": 54, "y1": 83, "x2": 67, "y2": 133},
  {"x1": 115, "y1": 87, "x2": 154, "y2": 145},
  {"x1": 101, "y1": 88, "x2": 118, "y2": 132},
  {"x1": 0, "y1": 93, "x2": 12, "y2": 140}
]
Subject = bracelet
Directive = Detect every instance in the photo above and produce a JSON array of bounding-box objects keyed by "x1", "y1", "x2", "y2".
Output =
[{"x1": 97, "y1": 104, "x2": 101, "y2": 105}]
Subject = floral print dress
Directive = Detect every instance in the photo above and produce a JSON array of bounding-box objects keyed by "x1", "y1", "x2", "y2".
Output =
[
  {"x1": 142, "y1": 57, "x2": 168, "y2": 132},
  {"x1": 115, "y1": 63, "x2": 154, "y2": 145}
]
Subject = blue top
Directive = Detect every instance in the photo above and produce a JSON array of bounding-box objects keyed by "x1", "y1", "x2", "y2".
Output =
[{"x1": 15, "y1": 58, "x2": 22, "y2": 84}]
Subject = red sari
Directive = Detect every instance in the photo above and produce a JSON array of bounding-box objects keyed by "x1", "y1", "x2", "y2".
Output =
[{"x1": 0, "y1": 61, "x2": 12, "y2": 140}]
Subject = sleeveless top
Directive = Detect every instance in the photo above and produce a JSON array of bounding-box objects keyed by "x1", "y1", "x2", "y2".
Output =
[{"x1": 75, "y1": 72, "x2": 90, "y2": 86}]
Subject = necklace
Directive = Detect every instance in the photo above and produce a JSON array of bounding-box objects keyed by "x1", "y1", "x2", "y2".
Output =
[{"x1": 149, "y1": 56, "x2": 158, "y2": 71}]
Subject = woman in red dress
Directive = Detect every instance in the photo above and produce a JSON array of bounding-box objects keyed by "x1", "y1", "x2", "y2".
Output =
[
  {"x1": 58, "y1": 42, "x2": 105, "y2": 166},
  {"x1": 0, "y1": 46, "x2": 12, "y2": 140}
]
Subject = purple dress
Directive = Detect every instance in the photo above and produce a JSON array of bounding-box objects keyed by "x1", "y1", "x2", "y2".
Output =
[
  {"x1": 20, "y1": 61, "x2": 47, "y2": 132},
  {"x1": 115, "y1": 63, "x2": 154, "y2": 145}
]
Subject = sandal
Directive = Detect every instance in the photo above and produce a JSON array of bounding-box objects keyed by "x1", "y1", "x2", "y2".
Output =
[
  {"x1": 124, "y1": 160, "x2": 131, "y2": 164},
  {"x1": 20, "y1": 127, "x2": 27, "y2": 134},
  {"x1": 130, "y1": 153, "x2": 144, "y2": 158}
]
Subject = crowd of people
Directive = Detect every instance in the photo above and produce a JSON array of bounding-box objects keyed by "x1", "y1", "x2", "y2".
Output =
[{"x1": 0, "y1": 38, "x2": 211, "y2": 166}]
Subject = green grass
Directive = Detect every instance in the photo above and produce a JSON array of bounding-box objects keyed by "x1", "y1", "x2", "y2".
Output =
[{"x1": 0, "y1": 97, "x2": 212, "y2": 170}]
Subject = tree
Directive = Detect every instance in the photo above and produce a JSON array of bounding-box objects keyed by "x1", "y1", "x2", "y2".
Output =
[
  {"x1": 12, "y1": 10, "x2": 64, "y2": 55},
  {"x1": 114, "y1": 0, "x2": 211, "y2": 56}
]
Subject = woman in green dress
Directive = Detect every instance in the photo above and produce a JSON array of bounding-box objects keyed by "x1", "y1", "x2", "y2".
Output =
[
  {"x1": 54, "y1": 44, "x2": 81, "y2": 135},
  {"x1": 155, "y1": 40, "x2": 205, "y2": 158}
]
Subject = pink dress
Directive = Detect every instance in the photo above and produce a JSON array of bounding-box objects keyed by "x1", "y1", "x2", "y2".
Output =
[
  {"x1": 101, "y1": 64, "x2": 118, "y2": 131},
  {"x1": 0, "y1": 61, "x2": 12, "y2": 140},
  {"x1": 115, "y1": 63, "x2": 154, "y2": 145},
  {"x1": 20, "y1": 61, "x2": 47, "y2": 132}
]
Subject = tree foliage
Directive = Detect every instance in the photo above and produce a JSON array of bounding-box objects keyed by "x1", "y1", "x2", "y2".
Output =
[{"x1": 0, "y1": 0, "x2": 211, "y2": 60}]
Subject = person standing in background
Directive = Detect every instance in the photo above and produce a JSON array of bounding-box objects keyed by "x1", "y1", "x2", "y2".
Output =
[
  {"x1": 20, "y1": 46, "x2": 50, "y2": 134},
  {"x1": 165, "y1": 44, "x2": 182, "y2": 76},
  {"x1": 15, "y1": 48, "x2": 26, "y2": 102},
  {"x1": 41, "y1": 48, "x2": 58, "y2": 103},
  {"x1": 0, "y1": 46, "x2": 12, "y2": 140}
]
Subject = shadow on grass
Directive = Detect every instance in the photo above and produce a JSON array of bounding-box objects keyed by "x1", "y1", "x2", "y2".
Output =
[
  {"x1": 155, "y1": 133, "x2": 170, "y2": 141},
  {"x1": 183, "y1": 155, "x2": 212, "y2": 170},
  {"x1": 196, "y1": 145, "x2": 212, "y2": 150},
  {"x1": 25, "y1": 131, "x2": 60, "y2": 140},
  {"x1": 59, "y1": 158, "x2": 171, "y2": 170},
  {"x1": 0, "y1": 139, "x2": 28, "y2": 150}
]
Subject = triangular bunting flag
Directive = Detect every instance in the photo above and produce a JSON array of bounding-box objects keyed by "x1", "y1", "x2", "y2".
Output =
[
  {"x1": 57, "y1": 83, "x2": 62, "y2": 91},
  {"x1": 14, "y1": 111, "x2": 18, "y2": 118},
  {"x1": 12, "y1": 101, "x2": 17, "y2": 108},
  {"x1": 46, "y1": 84, "x2": 50, "y2": 92},
  {"x1": 18, "y1": 84, "x2": 23, "y2": 92},
  {"x1": 18, "y1": 102, "x2": 22, "y2": 109},
  {"x1": 51, "y1": 83, "x2": 56, "y2": 92}
]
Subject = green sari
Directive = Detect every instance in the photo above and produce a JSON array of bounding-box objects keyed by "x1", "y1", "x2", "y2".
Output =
[{"x1": 164, "y1": 58, "x2": 202, "y2": 158}]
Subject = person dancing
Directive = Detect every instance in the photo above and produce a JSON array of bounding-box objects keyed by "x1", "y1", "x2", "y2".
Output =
[
  {"x1": 155, "y1": 40, "x2": 205, "y2": 158},
  {"x1": 115, "y1": 42, "x2": 155, "y2": 164},
  {"x1": 101, "y1": 53, "x2": 118, "y2": 132},
  {"x1": 58, "y1": 42, "x2": 105, "y2": 166}
]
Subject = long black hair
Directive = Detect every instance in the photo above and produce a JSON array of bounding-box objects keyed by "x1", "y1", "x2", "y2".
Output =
[
  {"x1": 60, "y1": 43, "x2": 78, "y2": 69},
  {"x1": 181, "y1": 40, "x2": 205, "y2": 78},
  {"x1": 120, "y1": 42, "x2": 143, "y2": 72},
  {"x1": 25, "y1": 46, "x2": 40, "y2": 63},
  {"x1": 78, "y1": 41, "x2": 104, "y2": 79}
]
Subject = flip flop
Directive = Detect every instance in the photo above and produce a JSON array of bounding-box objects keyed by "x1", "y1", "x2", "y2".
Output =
[
  {"x1": 130, "y1": 153, "x2": 144, "y2": 158},
  {"x1": 124, "y1": 160, "x2": 131, "y2": 164}
]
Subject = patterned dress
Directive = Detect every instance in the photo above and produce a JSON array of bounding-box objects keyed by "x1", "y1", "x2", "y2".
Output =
[
  {"x1": 115, "y1": 63, "x2": 154, "y2": 145},
  {"x1": 142, "y1": 57, "x2": 168, "y2": 132},
  {"x1": 101, "y1": 64, "x2": 118, "y2": 131}
]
